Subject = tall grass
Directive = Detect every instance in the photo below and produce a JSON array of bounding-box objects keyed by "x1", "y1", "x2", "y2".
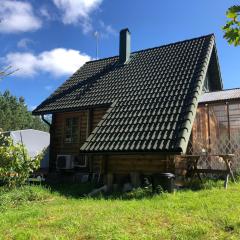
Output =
[
  {"x1": 0, "y1": 185, "x2": 53, "y2": 212},
  {"x1": 0, "y1": 182, "x2": 239, "y2": 239}
]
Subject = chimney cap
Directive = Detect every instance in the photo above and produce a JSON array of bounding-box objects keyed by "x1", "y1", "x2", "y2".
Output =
[{"x1": 120, "y1": 28, "x2": 130, "y2": 33}]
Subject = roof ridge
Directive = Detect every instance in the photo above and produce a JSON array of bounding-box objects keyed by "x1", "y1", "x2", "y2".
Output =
[
  {"x1": 86, "y1": 33, "x2": 215, "y2": 64},
  {"x1": 132, "y1": 33, "x2": 215, "y2": 54}
]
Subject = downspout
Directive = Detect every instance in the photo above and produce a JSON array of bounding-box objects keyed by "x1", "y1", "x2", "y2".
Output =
[
  {"x1": 41, "y1": 115, "x2": 51, "y2": 127},
  {"x1": 41, "y1": 115, "x2": 52, "y2": 172},
  {"x1": 20, "y1": 131, "x2": 27, "y2": 163}
]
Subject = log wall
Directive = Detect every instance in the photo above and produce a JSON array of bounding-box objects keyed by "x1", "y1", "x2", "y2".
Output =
[
  {"x1": 91, "y1": 154, "x2": 175, "y2": 174},
  {"x1": 50, "y1": 108, "x2": 107, "y2": 170},
  {"x1": 50, "y1": 108, "x2": 177, "y2": 176}
]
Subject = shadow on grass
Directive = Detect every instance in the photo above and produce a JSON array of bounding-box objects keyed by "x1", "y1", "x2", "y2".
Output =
[
  {"x1": 184, "y1": 179, "x2": 226, "y2": 191},
  {"x1": 43, "y1": 182, "x2": 156, "y2": 200},
  {"x1": 104, "y1": 179, "x2": 227, "y2": 200},
  {"x1": 43, "y1": 179, "x2": 227, "y2": 200},
  {"x1": 100, "y1": 187, "x2": 157, "y2": 200},
  {"x1": 43, "y1": 182, "x2": 95, "y2": 198}
]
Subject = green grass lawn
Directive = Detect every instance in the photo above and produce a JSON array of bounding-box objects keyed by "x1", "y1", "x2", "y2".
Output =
[{"x1": 0, "y1": 182, "x2": 240, "y2": 240}]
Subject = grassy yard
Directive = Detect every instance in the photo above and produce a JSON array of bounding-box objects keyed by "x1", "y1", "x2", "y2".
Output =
[{"x1": 0, "y1": 182, "x2": 240, "y2": 240}]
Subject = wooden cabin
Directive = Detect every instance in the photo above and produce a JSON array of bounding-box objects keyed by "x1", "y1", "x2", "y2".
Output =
[{"x1": 33, "y1": 29, "x2": 234, "y2": 184}]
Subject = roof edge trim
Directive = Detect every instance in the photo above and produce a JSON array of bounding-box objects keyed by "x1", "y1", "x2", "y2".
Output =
[{"x1": 176, "y1": 35, "x2": 215, "y2": 153}]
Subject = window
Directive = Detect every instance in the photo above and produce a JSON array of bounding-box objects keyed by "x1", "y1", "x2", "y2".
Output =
[
  {"x1": 229, "y1": 103, "x2": 240, "y2": 142},
  {"x1": 74, "y1": 155, "x2": 87, "y2": 168},
  {"x1": 64, "y1": 117, "x2": 79, "y2": 143},
  {"x1": 209, "y1": 105, "x2": 228, "y2": 142}
]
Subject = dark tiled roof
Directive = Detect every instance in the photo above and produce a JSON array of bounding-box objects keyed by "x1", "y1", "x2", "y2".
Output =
[
  {"x1": 34, "y1": 34, "x2": 219, "y2": 153},
  {"x1": 199, "y1": 88, "x2": 240, "y2": 104}
]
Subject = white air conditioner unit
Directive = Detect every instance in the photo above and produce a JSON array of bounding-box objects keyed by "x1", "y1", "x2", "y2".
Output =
[{"x1": 56, "y1": 155, "x2": 74, "y2": 170}]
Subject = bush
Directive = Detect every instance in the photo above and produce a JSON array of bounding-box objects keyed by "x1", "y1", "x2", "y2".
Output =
[
  {"x1": 122, "y1": 187, "x2": 153, "y2": 200},
  {"x1": 0, "y1": 133, "x2": 43, "y2": 188}
]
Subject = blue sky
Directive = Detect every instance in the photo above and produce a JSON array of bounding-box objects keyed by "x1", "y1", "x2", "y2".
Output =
[{"x1": 0, "y1": 0, "x2": 239, "y2": 110}]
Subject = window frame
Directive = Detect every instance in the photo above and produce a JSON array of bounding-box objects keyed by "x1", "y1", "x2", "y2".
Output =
[
  {"x1": 74, "y1": 155, "x2": 87, "y2": 168},
  {"x1": 64, "y1": 117, "x2": 79, "y2": 144}
]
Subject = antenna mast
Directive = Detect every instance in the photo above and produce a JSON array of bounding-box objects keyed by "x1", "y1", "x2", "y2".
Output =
[{"x1": 94, "y1": 31, "x2": 99, "y2": 60}]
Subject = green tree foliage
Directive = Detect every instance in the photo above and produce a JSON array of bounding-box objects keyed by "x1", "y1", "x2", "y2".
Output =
[
  {"x1": 0, "y1": 133, "x2": 43, "y2": 188},
  {"x1": 223, "y1": 5, "x2": 240, "y2": 46},
  {"x1": 0, "y1": 90, "x2": 49, "y2": 132}
]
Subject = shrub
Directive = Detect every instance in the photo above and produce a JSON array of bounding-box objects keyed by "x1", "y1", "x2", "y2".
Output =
[
  {"x1": 0, "y1": 133, "x2": 43, "y2": 188},
  {"x1": 122, "y1": 187, "x2": 153, "y2": 200}
]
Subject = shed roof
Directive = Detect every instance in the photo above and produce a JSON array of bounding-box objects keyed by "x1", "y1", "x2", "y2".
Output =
[
  {"x1": 33, "y1": 34, "x2": 222, "y2": 153},
  {"x1": 2, "y1": 129, "x2": 49, "y2": 158},
  {"x1": 200, "y1": 88, "x2": 240, "y2": 104}
]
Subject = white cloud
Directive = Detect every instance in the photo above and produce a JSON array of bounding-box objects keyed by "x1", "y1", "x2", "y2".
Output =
[
  {"x1": 0, "y1": 0, "x2": 42, "y2": 33},
  {"x1": 4, "y1": 48, "x2": 91, "y2": 77},
  {"x1": 17, "y1": 38, "x2": 33, "y2": 49},
  {"x1": 99, "y1": 20, "x2": 117, "y2": 38},
  {"x1": 81, "y1": 20, "x2": 93, "y2": 34},
  {"x1": 52, "y1": 0, "x2": 103, "y2": 33},
  {"x1": 39, "y1": 6, "x2": 52, "y2": 20},
  {"x1": 5, "y1": 52, "x2": 38, "y2": 76}
]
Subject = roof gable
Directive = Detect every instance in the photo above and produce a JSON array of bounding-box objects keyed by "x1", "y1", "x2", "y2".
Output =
[
  {"x1": 206, "y1": 45, "x2": 223, "y2": 91},
  {"x1": 34, "y1": 34, "x2": 221, "y2": 153}
]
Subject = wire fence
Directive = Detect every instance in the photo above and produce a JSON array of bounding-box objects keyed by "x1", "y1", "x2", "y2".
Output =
[{"x1": 187, "y1": 136, "x2": 240, "y2": 171}]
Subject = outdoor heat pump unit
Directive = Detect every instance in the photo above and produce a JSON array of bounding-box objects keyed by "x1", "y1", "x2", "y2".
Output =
[{"x1": 56, "y1": 155, "x2": 74, "y2": 170}]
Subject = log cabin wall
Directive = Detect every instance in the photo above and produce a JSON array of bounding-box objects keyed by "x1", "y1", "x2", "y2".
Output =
[
  {"x1": 91, "y1": 154, "x2": 175, "y2": 175},
  {"x1": 50, "y1": 108, "x2": 108, "y2": 170},
  {"x1": 50, "y1": 108, "x2": 176, "y2": 175}
]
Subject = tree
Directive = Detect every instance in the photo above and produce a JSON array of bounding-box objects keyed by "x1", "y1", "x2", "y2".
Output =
[
  {"x1": 0, "y1": 90, "x2": 49, "y2": 132},
  {"x1": 0, "y1": 66, "x2": 17, "y2": 81},
  {"x1": 223, "y1": 5, "x2": 240, "y2": 46}
]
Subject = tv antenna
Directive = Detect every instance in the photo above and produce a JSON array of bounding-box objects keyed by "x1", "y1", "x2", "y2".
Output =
[{"x1": 94, "y1": 31, "x2": 100, "y2": 60}]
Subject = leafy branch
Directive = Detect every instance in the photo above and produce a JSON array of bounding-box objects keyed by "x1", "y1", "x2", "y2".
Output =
[
  {"x1": 0, "y1": 66, "x2": 18, "y2": 80},
  {"x1": 223, "y1": 5, "x2": 240, "y2": 46}
]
